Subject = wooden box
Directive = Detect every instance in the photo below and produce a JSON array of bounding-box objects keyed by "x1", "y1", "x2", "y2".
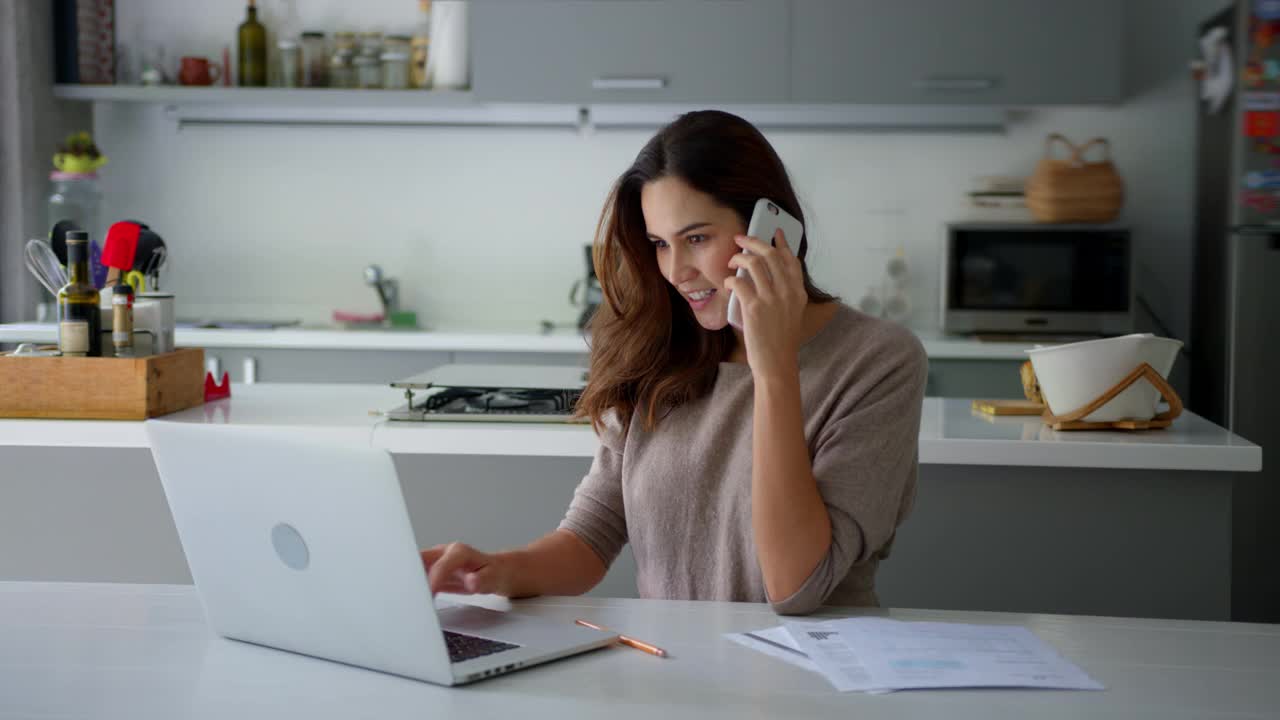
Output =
[{"x1": 0, "y1": 347, "x2": 205, "y2": 420}]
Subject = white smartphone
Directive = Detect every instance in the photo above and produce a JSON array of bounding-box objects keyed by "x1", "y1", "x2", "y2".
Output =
[{"x1": 726, "y1": 198, "x2": 804, "y2": 329}]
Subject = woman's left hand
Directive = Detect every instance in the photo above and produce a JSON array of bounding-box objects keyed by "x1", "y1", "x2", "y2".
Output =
[{"x1": 725, "y1": 230, "x2": 807, "y2": 380}]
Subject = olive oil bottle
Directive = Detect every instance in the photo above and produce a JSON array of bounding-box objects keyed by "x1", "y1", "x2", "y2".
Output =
[
  {"x1": 57, "y1": 231, "x2": 102, "y2": 357},
  {"x1": 237, "y1": 0, "x2": 267, "y2": 87}
]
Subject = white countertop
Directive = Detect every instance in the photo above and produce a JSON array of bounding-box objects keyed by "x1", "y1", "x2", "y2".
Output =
[
  {"x1": 4, "y1": 582, "x2": 1278, "y2": 719},
  {"x1": 0, "y1": 322, "x2": 1042, "y2": 360},
  {"x1": 0, "y1": 383, "x2": 1261, "y2": 471}
]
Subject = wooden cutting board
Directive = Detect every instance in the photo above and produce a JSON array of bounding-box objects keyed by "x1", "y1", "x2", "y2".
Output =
[{"x1": 972, "y1": 399, "x2": 1046, "y2": 416}]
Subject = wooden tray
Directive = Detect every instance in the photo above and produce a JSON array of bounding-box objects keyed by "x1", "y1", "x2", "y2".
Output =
[{"x1": 0, "y1": 347, "x2": 205, "y2": 420}]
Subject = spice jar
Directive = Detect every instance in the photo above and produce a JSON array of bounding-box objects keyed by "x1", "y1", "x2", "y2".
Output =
[
  {"x1": 300, "y1": 31, "x2": 327, "y2": 87},
  {"x1": 329, "y1": 32, "x2": 356, "y2": 89},
  {"x1": 329, "y1": 51, "x2": 355, "y2": 88},
  {"x1": 276, "y1": 38, "x2": 300, "y2": 87},
  {"x1": 380, "y1": 49, "x2": 410, "y2": 89},
  {"x1": 353, "y1": 54, "x2": 380, "y2": 89}
]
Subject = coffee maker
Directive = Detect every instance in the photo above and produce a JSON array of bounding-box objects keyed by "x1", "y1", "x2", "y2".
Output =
[{"x1": 569, "y1": 244, "x2": 602, "y2": 330}]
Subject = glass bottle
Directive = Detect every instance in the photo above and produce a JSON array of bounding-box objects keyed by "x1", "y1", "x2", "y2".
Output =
[
  {"x1": 237, "y1": 0, "x2": 267, "y2": 86},
  {"x1": 57, "y1": 232, "x2": 102, "y2": 358},
  {"x1": 411, "y1": 0, "x2": 431, "y2": 88}
]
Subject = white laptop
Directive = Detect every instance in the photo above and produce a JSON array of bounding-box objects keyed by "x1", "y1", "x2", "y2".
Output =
[{"x1": 145, "y1": 421, "x2": 615, "y2": 686}]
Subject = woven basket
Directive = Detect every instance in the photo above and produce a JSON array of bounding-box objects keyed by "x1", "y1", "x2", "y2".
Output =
[{"x1": 1025, "y1": 134, "x2": 1124, "y2": 223}]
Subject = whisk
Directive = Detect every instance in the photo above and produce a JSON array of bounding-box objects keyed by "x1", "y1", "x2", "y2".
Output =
[{"x1": 24, "y1": 239, "x2": 67, "y2": 297}]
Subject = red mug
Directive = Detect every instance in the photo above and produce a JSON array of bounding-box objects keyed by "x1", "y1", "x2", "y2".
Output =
[{"x1": 179, "y1": 56, "x2": 221, "y2": 86}]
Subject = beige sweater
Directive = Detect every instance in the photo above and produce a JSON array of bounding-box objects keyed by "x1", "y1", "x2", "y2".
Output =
[{"x1": 559, "y1": 304, "x2": 927, "y2": 615}]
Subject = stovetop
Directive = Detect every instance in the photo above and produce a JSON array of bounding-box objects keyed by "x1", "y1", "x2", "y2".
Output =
[{"x1": 387, "y1": 385, "x2": 586, "y2": 423}]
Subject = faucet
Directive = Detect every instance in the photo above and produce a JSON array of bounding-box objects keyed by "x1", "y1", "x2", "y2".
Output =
[{"x1": 363, "y1": 264, "x2": 400, "y2": 318}]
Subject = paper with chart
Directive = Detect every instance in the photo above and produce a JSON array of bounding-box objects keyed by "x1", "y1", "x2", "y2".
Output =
[{"x1": 785, "y1": 618, "x2": 1104, "y2": 693}]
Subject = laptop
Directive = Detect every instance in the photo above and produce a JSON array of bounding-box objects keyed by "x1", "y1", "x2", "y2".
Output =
[{"x1": 145, "y1": 421, "x2": 615, "y2": 686}]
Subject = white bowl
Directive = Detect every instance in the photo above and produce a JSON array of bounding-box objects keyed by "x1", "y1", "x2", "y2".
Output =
[{"x1": 1026, "y1": 333, "x2": 1182, "y2": 423}]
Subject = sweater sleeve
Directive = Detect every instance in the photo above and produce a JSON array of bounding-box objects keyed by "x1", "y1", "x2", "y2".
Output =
[
  {"x1": 770, "y1": 327, "x2": 928, "y2": 615},
  {"x1": 558, "y1": 411, "x2": 629, "y2": 568}
]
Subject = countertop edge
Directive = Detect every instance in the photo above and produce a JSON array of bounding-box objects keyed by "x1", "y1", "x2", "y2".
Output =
[{"x1": 0, "y1": 323, "x2": 1038, "y2": 360}]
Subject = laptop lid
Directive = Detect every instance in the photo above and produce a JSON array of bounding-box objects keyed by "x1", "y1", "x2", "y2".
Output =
[{"x1": 145, "y1": 421, "x2": 454, "y2": 685}]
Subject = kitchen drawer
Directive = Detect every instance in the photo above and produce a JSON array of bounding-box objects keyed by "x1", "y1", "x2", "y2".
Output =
[
  {"x1": 789, "y1": 0, "x2": 1123, "y2": 105},
  {"x1": 471, "y1": 0, "x2": 789, "y2": 103}
]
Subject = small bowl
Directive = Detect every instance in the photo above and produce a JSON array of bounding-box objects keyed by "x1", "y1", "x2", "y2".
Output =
[{"x1": 1026, "y1": 333, "x2": 1182, "y2": 423}]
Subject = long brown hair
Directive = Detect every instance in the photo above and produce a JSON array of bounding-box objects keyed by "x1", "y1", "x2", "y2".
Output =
[{"x1": 576, "y1": 110, "x2": 836, "y2": 435}]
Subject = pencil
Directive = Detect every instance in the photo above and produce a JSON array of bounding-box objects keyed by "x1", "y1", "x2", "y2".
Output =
[{"x1": 575, "y1": 618, "x2": 668, "y2": 658}]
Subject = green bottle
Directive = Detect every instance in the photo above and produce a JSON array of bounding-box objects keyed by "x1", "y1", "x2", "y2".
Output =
[
  {"x1": 57, "y1": 232, "x2": 102, "y2": 358},
  {"x1": 238, "y1": 0, "x2": 267, "y2": 87}
]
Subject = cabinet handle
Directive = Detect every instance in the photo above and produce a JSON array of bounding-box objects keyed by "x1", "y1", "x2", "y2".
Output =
[
  {"x1": 914, "y1": 76, "x2": 999, "y2": 92},
  {"x1": 591, "y1": 76, "x2": 668, "y2": 91},
  {"x1": 243, "y1": 356, "x2": 258, "y2": 385}
]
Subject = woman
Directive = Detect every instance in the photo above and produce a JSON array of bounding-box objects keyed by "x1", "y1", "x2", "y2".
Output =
[{"x1": 423, "y1": 110, "x2": 926, "y2": 614}]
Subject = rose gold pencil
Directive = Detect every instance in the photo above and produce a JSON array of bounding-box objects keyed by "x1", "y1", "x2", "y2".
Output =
[{"x1": 575, "y1": 619, "x2": 668, "y2": 658}]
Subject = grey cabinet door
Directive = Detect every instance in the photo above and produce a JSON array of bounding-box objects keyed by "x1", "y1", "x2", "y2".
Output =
[
  {"x1": 790, "y1": 0, "x2": 1123, "y2": 105},
  {"x1": 926, "y1": 359, "x2": 1025, "y2": 399},
  {"x1": 472, "y1": 0, "x2": 788, "y2": 103}
]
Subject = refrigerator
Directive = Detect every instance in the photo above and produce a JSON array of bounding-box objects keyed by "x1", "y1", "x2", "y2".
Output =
[{"x1": 1192, "y1": 1, "x2": 1280, "y2": 623}]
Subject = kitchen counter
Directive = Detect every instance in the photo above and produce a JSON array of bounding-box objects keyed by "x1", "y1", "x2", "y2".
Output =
[
  {"x1": 0, "y1": 383, "x2": 1258, "y2": 619},
  {"x1": 0, "y1": 383, "x2": 1260, "y2": 471},
  {"x1": 0, "y1": 322, "x2": 1048, "y2": 360}
]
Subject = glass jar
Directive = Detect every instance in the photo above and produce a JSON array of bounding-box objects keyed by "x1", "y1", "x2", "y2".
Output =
[
  {"x1": 47, "y1": 172, "x2": 102, "y2": 244},
  {"x1": 353, "y1": 54, "x2": 381, "y2": 89},
  {"x1": 300, "y1": 32, "x2": 327, "y2": 87},
  {"x1": 276, "y1": 38, "x2": 300, "y2": 87},
  {"x1": 329, "y1": 50, "x2": 355, "y2": 89},
  {"x1": 380, "y1": 50, "x2": 410, "y2": 90}
]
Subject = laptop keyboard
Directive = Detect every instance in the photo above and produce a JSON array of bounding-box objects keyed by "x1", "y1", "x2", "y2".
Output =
[{"x1": 443, "y1": 630, "x2": 520, "y2": 663}]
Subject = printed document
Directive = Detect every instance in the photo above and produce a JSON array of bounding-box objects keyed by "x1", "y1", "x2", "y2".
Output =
[{"x1": 784, "y1": 618, "x2": 1104, "y2": 693}]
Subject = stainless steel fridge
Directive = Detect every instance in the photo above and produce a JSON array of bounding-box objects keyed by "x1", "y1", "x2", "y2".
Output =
[{"x1": 1192, "y1": 2, "x2": 1280, "y2": 623}]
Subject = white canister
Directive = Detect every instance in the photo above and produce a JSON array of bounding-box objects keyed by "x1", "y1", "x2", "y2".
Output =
[
  {"x1": 135, "y1": 292, "x2": 175, "y2": 355},
  {"x1": 426, "y1": 0, "x2": 469, "y2": 89}
]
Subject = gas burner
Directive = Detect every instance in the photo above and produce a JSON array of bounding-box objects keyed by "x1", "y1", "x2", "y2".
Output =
[
  {"x1": 403, "y1": 385, "x2": 583, "y2": 421},
  {"x1": 467, "y1": 390, "x2": 531, "y2": 412}
]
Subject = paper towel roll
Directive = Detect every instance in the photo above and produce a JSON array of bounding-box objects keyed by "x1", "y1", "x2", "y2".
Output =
[{"x1": 427, "y1": 1, "x2": 469, "y2": 89}]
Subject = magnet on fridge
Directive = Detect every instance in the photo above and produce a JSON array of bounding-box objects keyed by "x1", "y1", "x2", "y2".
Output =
[
  {"x1": 1246, "y1": 61, "x2": 1266, "y2": 87},
  {"x1": 1245, "y1": 91, "x2": 1280, "y2": 110},
  {"x1": 1245, "y1": 170, "x2": 1280, "y2": 189},
  {"x1": 1245, "y1": 111, "x2": 1280, "y2": 136},
  {"x1": 1255, "y1": 0, "x2": 1280, "y2": 21},
  {"x1": 1241, "y1": 190, "x2": 1279, "y2": 211}
]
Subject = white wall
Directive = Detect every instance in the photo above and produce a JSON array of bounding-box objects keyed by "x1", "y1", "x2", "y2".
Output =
[{"x1": 83, "y1": 0, "x2": 1220, "y2": 335}]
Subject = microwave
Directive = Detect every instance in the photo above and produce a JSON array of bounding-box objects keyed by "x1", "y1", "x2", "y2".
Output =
[{"x1": 941, "y1": 223, "x2": 1133, "y2": 335}]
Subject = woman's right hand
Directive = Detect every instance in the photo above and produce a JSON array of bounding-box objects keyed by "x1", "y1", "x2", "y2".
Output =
[{"x1": 420, "y1": 542, "x2": 514, "y2": 596}]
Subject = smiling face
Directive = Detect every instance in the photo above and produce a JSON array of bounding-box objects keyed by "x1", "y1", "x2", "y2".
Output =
[{"x1": 640, "y1": 176, "x2": 746, "y2": 331}]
